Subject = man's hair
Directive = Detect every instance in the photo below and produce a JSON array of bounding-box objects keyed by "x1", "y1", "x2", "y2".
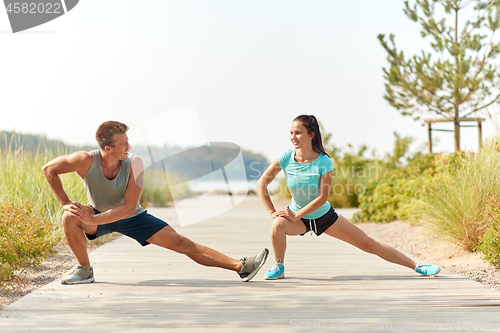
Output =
[{"x1": 95, "y1": 121, "x2": 129, "y2": 149}]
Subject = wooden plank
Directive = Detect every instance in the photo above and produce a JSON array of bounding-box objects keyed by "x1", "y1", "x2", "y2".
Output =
[
  {"x1": 0, "y1": 196, "x2": 499, "y2": 333},
  {"x1": 424, "y1": 117, "x2": 485, "y2": 123}
]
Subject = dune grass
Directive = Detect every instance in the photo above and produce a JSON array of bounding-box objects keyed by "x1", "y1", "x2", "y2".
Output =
[
  {"x1": 417, "y1": 143, "x2": 500, "y2": 251},
  {"x1": 0, "y1": 145, "x2": 86, "y2": 227},
  {"x1": 0, "y1": 141, "x2": 86, "y2": 284}
]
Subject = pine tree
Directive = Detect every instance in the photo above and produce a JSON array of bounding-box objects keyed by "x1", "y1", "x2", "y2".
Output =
[{"x1": 379, "y1": 0, "x2": 500, "y2": 150}]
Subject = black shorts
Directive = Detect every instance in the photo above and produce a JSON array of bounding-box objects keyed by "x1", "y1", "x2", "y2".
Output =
[
  {"x1": 300, "y1": 205, "x2": 339, "y2": 236},
  {"x1": 85, "y1": 208, "x2": 169, "y2": 246}
]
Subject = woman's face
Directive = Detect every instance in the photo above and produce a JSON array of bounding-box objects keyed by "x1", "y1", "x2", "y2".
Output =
[{"x1": 290, "y1": 120, "x2": 314, "y2": 149}]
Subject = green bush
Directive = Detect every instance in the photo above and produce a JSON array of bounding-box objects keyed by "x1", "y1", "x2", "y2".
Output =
[
  {"x1": 418, "y1": 144, "x2": 500, "y2": 251},
  {"x1": 353, "y1": 153, "x2": 437, "y2": 222},
  {"x1": 329, "y1": 176, "x2": 361, "y2": 208},
  {"x1": 0, "y1": 200, "x2": 57, "y2": 284},
  {"x1": 328, "y1": 132, "x2": 415, "y2": 210},
  {"x1": 478, "y1": 194, "x2": 500, "y2": 267}
]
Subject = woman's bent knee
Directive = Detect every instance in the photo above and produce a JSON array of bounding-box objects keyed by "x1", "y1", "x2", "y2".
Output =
[
  {"x1": 272, "y1": 217, "x2": 290, "y2": 234},
  {"x1": 271, "y1": 217, "x2": 306, "y2": 236}
]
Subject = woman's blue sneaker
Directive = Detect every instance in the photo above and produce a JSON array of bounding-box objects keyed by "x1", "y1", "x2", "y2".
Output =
[
  {"x1": 264, "y1": 261, "x2": 285, "y2": 280},
  {"x1": 415, "y1": 262, "x2": 441, "y2": 277}
]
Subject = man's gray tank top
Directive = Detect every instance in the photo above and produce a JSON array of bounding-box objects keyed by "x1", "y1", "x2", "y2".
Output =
[{"x1": 83, "y1": 149, "x2": 144, "y2": 218}]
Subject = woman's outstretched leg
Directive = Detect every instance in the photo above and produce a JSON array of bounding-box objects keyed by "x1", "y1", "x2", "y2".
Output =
[{"x1": 324, "y1": 215, "x2": 416, "y2": 269}]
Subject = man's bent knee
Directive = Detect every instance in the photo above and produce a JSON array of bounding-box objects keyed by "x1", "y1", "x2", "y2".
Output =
[
  {"x1": 62, "y1": 209, "x2": 97, "y2": 235},
  {"x1": 62, "y1": 210, "x2": 80, "y2": 227}
]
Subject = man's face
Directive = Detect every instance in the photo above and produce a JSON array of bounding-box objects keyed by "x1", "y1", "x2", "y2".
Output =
[{"x1": 108, "y1": 133, "x2": 131, "y2": 160}]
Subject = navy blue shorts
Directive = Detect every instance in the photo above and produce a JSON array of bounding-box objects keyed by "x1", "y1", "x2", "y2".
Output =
[
  {"x1": 85, "y1": 208, "x2": 169, "y2": 246},
  {"x1": 300, "y1": 205, "x2": 339, "y2": 236}
]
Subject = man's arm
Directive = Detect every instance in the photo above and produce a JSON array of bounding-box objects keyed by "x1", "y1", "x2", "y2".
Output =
[
  {"x1": 42, "y1": 151, "x2": 93, "y2": 209},
  {"x1": 69, "y1": 155, "x2": 144, "y2": 225}
]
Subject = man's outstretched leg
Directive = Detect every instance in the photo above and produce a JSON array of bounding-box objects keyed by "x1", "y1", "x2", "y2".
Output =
[{"x1": 147, "y1": 226, "x2": 268, "y2": 282}]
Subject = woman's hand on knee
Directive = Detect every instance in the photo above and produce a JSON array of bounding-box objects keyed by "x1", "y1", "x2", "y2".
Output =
[
  {"x1": 270, "y1": 210, "x2": 290, "y2": 221},
  {"x1": 275, "y1": 208, "x2": 300, "y2": 222}
]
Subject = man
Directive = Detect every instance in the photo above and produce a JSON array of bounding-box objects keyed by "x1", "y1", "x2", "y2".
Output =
[{"x1": 43, "y1": 121, "x2": 268, "y2": 284}]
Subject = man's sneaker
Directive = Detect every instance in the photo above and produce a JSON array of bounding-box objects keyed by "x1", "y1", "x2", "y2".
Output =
[
  {"x1": 61, "y1": 265, "x2": 95, "y2": 285},
  {"x1": 264, "y1": 261, "x2": 285, "y2": 280},
  {"x1": 238, "y1": 248, "x2": 269, "y2": 282},
  {"x1": 415, "y1": 262, "x2": 441, "y2": 277}
]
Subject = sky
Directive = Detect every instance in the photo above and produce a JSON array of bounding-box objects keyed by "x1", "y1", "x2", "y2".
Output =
[{"x1": 1, "y1": 0, "x2": 499, "y2": 162}]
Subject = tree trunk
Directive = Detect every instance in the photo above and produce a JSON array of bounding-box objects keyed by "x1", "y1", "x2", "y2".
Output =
[
  {"x1": 428, "y1": 122, "x2": 433, "y2": 154},
  {"x1": 454, "y1": 118, "x2": 460, "y2": 151},
  {"x1": 478, "y1": 120, "x2": 483, "y2": 149},
  {"x1": 453, "y1": 6, "x2": 460, "y2": 152}
]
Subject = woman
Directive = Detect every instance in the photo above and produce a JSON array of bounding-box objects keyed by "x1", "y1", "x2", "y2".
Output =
[{"x1": 256, "y1": 114, "x2": 440, "y2": 280}]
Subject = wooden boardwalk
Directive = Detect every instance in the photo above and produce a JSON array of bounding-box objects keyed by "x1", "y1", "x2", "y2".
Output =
[{"x1": 0, "y1": 196, "x2": 499, "y2": 332}]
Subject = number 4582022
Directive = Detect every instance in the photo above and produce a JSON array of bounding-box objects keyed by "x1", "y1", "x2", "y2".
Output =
[{"x1": 5, "y1": 3, "x2": 62, "y2": 14}]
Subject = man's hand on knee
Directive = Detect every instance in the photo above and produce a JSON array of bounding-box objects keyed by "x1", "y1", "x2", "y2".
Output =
[
  {"x1": 63, "y1": 201, "x2": 84, "y2": 212},
  {"x1": 64, "y1": 202, "x2": 96, "y2": 225}
]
